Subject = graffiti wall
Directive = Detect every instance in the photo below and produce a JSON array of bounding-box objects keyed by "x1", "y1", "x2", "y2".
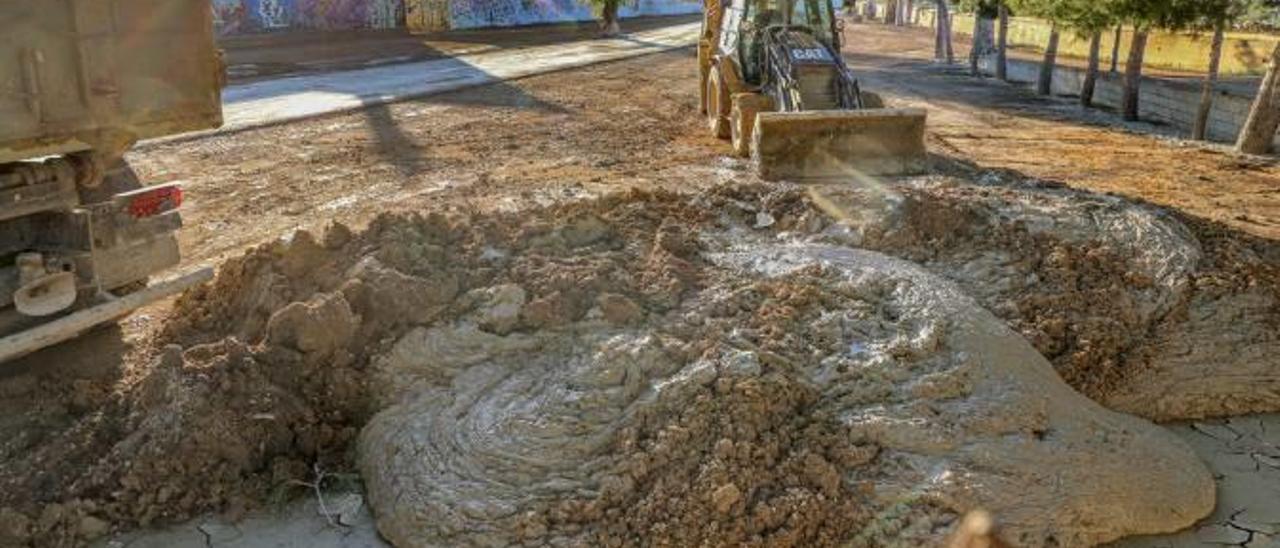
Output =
[
  {"x1": 444, "y1": 0, "x2": 700, "y2": 30},
  {"x1": 214, "y1": 0, "x2": 405, "y2": 34},
  {"x1": 216, "y1": 0, "x2": 700, "y2": 35}
]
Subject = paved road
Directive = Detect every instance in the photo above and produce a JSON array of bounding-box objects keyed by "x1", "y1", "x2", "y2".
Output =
[{"x1": 207, "y1": 23, "x2": 699, "y2": 135}]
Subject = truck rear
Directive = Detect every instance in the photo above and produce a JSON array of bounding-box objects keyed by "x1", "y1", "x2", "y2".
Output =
[{"x1": 0, "y1": 0, "x2": 224, "y2": 362}]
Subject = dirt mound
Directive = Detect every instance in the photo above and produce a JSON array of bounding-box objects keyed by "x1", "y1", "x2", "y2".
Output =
[
  {"x1": 813, "y1": 174, "x2": 1280, "y2": 420},
  {"x1": 0, "y1": 184, "x2": 1233, "y2": 547}
]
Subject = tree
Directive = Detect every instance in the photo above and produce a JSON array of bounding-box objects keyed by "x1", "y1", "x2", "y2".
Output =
[
  {"x1": 1111, "y1": 0, "x2": 1205, "y2": 121},
  {"x1": 934, "y1": 0, "x2": 955, "y2": 63},
  {"x1": 1193, "y1": 17, "x2": 1227, "y2": 140},
  {"x1": 996, "y1": 3, "x2": 1010, "y2": 80},
  {"x1": 599, "y1": 0, "x2": 621, "y2": 36},
  {"x1": 1109, "y1": 25, "x2": 1122, "y2": 73},
  {"x1": 1237, "y1": 42, "x2": 1280, "y2": 153},
  {"x1": 1081, "y1": 31, "x2": 1102, "y2": 105},
  {"x1": 957, "y1": 0, "x2": 999, "y2": 75},
  {"x1": 1057, "y1": 0, "x2": 1116, "y2": 107},
  {"x1": 1038, "y1": 22, "x2": 1061, "y2": 94}
]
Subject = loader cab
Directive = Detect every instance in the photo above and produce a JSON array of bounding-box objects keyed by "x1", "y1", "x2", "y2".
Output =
[{"x1": 721, "y1": 0, "x2": 841, "y2": 84}]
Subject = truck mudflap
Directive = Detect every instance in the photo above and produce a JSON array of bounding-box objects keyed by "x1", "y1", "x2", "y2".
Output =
[{"x1": 0, "y1": 266, "x2": 212, "y2": 364}]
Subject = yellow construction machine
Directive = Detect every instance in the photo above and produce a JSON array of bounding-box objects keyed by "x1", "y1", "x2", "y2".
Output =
[{"x1": 699, "y1": 0, "x2": 928, "y2": 179}]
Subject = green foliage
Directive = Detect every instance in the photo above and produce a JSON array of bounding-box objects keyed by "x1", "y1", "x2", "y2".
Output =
[{"x1": 972, "y1": 0, "x2": 1270, "y2": 33}]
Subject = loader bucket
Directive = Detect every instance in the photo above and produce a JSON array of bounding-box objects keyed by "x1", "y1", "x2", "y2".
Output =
[{"x1": 751, "y1": 108, "x2": 928, "y2": 181}]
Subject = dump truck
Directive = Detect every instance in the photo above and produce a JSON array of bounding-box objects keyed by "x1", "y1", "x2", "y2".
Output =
[
  {"x1": 0, "y1": 0, "x2": 225, "y2": 362},
  {"x1": 699, "y1": 0, "x2": 928, "y2": 179}
]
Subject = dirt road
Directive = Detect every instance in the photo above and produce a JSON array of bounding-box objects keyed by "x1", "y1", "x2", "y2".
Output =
[
  {"x1": 3, "y1": 17, "x2": 1279, "y2": 548},
  {"x1": 841, "y1": 22, "x2": 1280, "y2": 241},
  {"x1": 209, "y1": 22, "x2": 699, "y2": 133},
  {"x1": 220, "y1": 15, "x2": 700, "y2": 83}
]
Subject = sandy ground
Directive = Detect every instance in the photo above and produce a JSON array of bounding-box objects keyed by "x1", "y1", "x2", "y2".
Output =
[{"x1": 4, "y1": 17, "x2": 1279, "y2": 548}]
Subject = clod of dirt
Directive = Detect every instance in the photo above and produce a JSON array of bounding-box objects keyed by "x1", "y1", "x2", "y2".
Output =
[{"x1": 813, "y1": 175, "x2": 1280, "y2": 420}]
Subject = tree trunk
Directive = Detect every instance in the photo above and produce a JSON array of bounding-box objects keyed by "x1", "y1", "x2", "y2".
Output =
[
  {"x1": 1037, "y1": 23, "x2": 1060, "y2": 96},
  {"x1": 904, "y1": 0, "x2": 914, "y2": 25},
  {"x1": 1110, "y1": 25, "x2": 1122, "y2": 73},
  {"x1": 943, "y1": 10, "x2": 954, "y2": 62},
  {"x1": 1193, "y1": 21, "x2": 1226, "y2": 141},
  {"x1": 996, "y1": 3, "x2": 1009, "y2": 80},
  {"x1": 969, "y1": 7, "x2": 981, "y2": 75},
  {"x1": 600, "y1": 0, "x2": 621, "y2": 36},
  {"x1": 934, "y1": 0, "x2": 951, "y2": 62},
  {"x1": 886, "y1": 0, "x2": 898, "y2": 24},
  {"x1": 1122, "y1": 29, "x2": 1148, "y2": 121},
  {"x1": 1081, "y1": 31, "x2": 1101, "y2": 107},
  {"x1": 1236, "y1": 42, "x2": 1280, "y2": 154}
]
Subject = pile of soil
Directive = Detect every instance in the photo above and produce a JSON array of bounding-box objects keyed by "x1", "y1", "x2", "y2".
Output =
[
  {"x1": 812, "y1": 172, "x2": 1280, "y2": 420},
  {"x1": 0, "y1": 185, "x2": 1221, "y2": 547}
]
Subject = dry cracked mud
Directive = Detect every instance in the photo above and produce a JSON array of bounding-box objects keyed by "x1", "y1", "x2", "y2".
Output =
[{"x1": 10, "y1": 178, "x2": 1276, "y2": 547}]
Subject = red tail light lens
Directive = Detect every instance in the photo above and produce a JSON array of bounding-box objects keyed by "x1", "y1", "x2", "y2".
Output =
[{"x1": 128, "y1": 186, "x2": 183, "y2": 218}]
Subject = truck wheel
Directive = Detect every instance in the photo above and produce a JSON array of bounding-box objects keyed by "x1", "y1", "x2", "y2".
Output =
[
  {"x1": 731, "y1": 93, "x2": 773, "y2": 158},
  {"x1": 706, "y1": 65, "x2": 730, "y2": 140},
  {"x1": 861, "y1": 91, "x2": 885, "y2": 109}
]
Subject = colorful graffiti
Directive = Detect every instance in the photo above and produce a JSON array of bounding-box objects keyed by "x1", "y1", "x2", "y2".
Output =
[
  {"x1": 214, "y1": 0, "x2": 404, "y2": 34},
  {"x1": 214, "y1": 0, "x2": 697, "y2": 35}
]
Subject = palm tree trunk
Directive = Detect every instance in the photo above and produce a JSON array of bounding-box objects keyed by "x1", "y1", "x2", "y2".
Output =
[
  {"x1": 1081, "y1": 31, "x2": 1102, "y2": 107},
  {"x1": 1193, "y1": 21, "x2": 1226, "y2": 141},
  {"x1": 1236, "y1": 42, "x2": 1280, "y2": 154},
  {"x1": 1037, "y1": 22, "x2": 1060, "y2": 96},
  {"x1": 996, "y1": 4, "x2": 1009, "y2": 80}
]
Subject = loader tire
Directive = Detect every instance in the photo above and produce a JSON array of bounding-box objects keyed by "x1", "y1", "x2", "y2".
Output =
[
  {"x1": 706, "y1": 65, "x2": 731, "y2": 140},
  {"x1": 730, "y1": 93, "x2": 772, "y2": 158},
  {"x1": 861, "y1": 91, "x2": 885, "y2": 109}
]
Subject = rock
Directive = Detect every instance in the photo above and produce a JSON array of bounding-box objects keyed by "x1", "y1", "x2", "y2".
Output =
[
  {"x1": 597, "y1": 293, "x2": 643, "y2": 326},
  {"x1": 560, "y1": 215, "x2": 611, "y2": 248},
  {"x1": 279, "y1": 230, "x2": 328, "y2": 278},
  {"x1": 342, "y1": 257, "x2": 459, "y2": 329},
  {"x1": 0, "y1": 507, "x2": 32, "y2": 544},
  {"x1": 477, "y1": 284, "x2": 526, "y2": 335},
  {"x1": 711, "y1": 483, "x2": 741, "y2": 515},
  {"x1": 521, "y1": 291, "x2": 569, "y2": 329},
  {"x1": 78, "y1": 515, "x2": 110, "y2": 540},
  {"x1": 265, "y1": 292, "x2": 357, "y2": 355},
  {"x1": 322, "y1": 221, "x2": 353, "y2": 250}
]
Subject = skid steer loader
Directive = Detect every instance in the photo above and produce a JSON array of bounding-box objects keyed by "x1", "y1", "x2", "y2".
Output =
[{"x1": 699, "y1": 0, "x2": 927, "y2": 180}]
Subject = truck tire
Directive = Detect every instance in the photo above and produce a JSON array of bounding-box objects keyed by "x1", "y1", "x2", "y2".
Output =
[
  {"x1": 706, "y1": 65, "x2": 731, "y2": 140},
  {"x1": 731, "y1": 93, "x2": 773, "y2": 158},
  {"x1": 861, "y1": 90, "x2": 885, "y2": 109}
]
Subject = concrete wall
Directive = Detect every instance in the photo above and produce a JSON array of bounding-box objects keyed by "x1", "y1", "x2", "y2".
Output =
[
  {"x1": 213, "y1": 0, "x2": 701, "y2": 35},
  {"x1": 953, "y1": 14, "x2": 1278, "y2": 77},
  {"x1": 978, "y1": 55, "x2": 1280, "y2": 149},
  {"x1": 852, "y1": 1, "x2": 1279, "y2": 76}
]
